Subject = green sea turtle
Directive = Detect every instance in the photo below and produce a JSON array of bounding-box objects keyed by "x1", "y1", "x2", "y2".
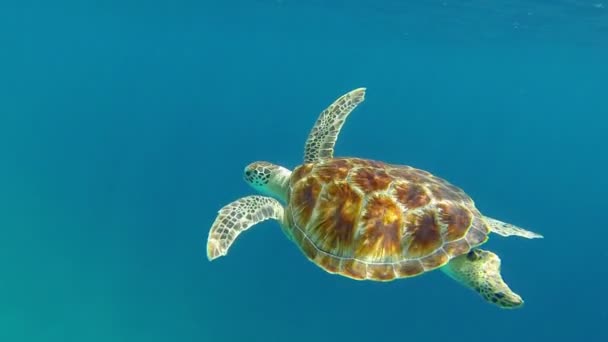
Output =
[{"x1": 206, "y1": 88, "x2": 543, "y2": 309}]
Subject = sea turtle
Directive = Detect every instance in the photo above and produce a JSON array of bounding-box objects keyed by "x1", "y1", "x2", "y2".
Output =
[{"x1": 206, "y1": 88, "x2": 543, "y2": 309}]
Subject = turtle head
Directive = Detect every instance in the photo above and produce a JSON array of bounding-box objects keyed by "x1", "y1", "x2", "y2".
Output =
[
  {"x1": 244, "y1": 161, "x2": 292, "y2": 202},
  {"x1": 442, "y1": 249, "x2": 524, "y2": 309}
]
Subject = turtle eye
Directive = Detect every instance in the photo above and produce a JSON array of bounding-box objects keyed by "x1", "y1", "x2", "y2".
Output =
[{"x1": 466, "y1": 249, "x2": 481, "y2": 261}]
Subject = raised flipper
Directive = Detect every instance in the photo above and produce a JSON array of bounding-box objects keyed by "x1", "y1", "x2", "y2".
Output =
[
  {"x1": 441, "y1": 249, "x2": 523, "y2": 309},
  {"x1": 484, "y1": 216, "x2": 543, "y2": 239},
  {"x1": 207, "y1": 195, "x2": 284, "y2": 261},
  {"x1": 303, "y1": 88, "x2": 366, "y2": 163}
]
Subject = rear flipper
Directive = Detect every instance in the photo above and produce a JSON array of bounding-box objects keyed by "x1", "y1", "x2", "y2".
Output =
[{"x1": 484, "y1": 216, "x2": 543, "y2": 239}]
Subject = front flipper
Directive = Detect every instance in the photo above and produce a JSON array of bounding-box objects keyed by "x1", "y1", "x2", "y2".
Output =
[
  {"x1": 207, "y1": 195, "x2": 284, "y2": 261},
  {"x1": 441, "y1": 249, "x2": 524, "y2": 309},
  {"x1": 303, "y1": 88, "x2": 366, "y2": 163},
  {"x1": 484, "y1": 216, "x2": 543, "y2": 239}
]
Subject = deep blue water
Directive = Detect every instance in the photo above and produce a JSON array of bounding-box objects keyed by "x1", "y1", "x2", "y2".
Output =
[{"x1": 1, "y1": 1, "x2": 607, "y2": 341}]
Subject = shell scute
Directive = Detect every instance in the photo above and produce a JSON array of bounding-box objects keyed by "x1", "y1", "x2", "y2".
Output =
[
  {"x1": 366, "y1": 264, "x2": 396, "y2": 281},
  {"x1": 464, "y1": 217, "x2": 490, "y2": 247},
  {"x1": 290, "y1": 163, "x2": 314, "y2": 184},
  {"x1": 354, "y1": 195, "x2": 403, "y2": 262},
  {"x1": 341, "y1": 259, "x2": 367, "y2": 280},
  {"x1": 403, "y1": 208, "x2": 443, "y2": 258},
  {"x1": 290, "y1": 175, "x2": 322, "y2": 228},
  {"x1": 428, "y1": 182, "x2": 470, "y2": 203},
  {"x1": 437, "y1": 202, "x2": 474, "y2": 240},
  {"x1": 315, "y1": 158, "x2": 351, "y2": 182},
  {"x1": 443, "y1": 239, "x2": 470, "y2": 258},
  {"x1": 392, "y1": 181, "x2": 432, "y2": 209},
  {"x1": 395, "y1": 260, "x2": 425, "y2": 277},
  {"x1": 299, "y1": 236, "x2": 318, "y2": 260},
  {"x1": 306, "y1": 182, "x2": 362, "y2": 256},
  {"x1": 388, "y1": 166, "x2": 433, "y2": 184},
  {"x1": 315, "y1": 253, "x2": 342, "y2": 274},
  {"x1": 420, "y1": 248, "x2": 450, "y2": 271},
  {"x1": 351, "y1": 167, "x2": 392, "y2": 192}
]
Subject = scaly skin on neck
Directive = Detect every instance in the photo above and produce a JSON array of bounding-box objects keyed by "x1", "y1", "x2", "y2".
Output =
[{"x1": 243, "y1": 161, "x2": 292, "y2": 202}]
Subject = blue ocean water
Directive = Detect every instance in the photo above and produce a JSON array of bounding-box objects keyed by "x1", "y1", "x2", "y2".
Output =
[{"x1": 1, "y1": 1, "x2": 607, "y2": 341}]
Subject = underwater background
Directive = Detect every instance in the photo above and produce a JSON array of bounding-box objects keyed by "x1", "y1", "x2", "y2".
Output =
[{"x1": 1, "y1": 0, "x2": 607, "y2": 341}]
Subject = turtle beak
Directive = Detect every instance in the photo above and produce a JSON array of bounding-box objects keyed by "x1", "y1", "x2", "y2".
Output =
[{"x1": 490, "y1": 290, "x2": 524, "y2": 309}]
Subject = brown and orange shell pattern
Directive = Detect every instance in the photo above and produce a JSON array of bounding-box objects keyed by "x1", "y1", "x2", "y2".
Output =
[{"x1": 283, "y1": 157, "x2": 490, "y2": 281}]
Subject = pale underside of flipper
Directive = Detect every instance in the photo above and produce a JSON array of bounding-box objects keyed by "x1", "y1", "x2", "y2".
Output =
[
  {"x1": 207, "y1": 195, "x2": 284, "y2": 261},
  {"x1": 303, "y1": 88, "x2": 366, "y2": 163},
  {"x1": 484, "y1": 216, "x2": 543, "y2": 239}
]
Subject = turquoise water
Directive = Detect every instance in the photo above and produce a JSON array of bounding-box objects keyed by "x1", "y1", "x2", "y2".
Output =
[{"x1": 1, "y1": 1, "x2": 607, "y2": 341}]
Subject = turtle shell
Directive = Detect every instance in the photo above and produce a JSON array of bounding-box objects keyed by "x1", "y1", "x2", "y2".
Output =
[{"x1": 284, "y1": 157, "x2": 490, "y2": 281}]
